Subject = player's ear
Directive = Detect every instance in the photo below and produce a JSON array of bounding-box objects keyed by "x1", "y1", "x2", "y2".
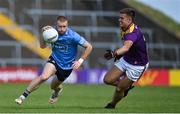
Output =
[
  {"x1": 127, "y1": 16, "x2": 132, "y2": 23},
  {"x1": 129, "y1": 9, "x2": 135, "y2": 21}
]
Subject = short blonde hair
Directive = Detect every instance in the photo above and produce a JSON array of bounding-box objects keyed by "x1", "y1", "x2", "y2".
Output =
[
  {"x1": 120, "y1": 8, "x2": 135, "y2": 21},
  {"x1": 57, "y1": 16, "x2": 68, "y2": 22}
]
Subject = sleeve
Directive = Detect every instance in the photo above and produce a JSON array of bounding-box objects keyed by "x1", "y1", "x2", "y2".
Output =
[
  {"x1": 124, "y1": 32, "x2": 138, "y2": 42},
  {"x1": 73, "y1": 32, "x2": 87, "y2": 47}
]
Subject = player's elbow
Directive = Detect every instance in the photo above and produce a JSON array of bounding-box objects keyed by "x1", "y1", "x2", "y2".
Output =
[
  {"x1": 125, "y1": 47, "x2": 130, "y2": 52},
  {"x1": 85, "y1": 42, "x2": 93, "y2": 52},
  {"x1": 123, "y1": 46, "x2": 130, "y2": 53},
  {"x1": 88, "y1": 43, "x2": 93, "y2": 52},
  {"x1": 123, "y1": 41, "x2": 133, "y2": 52}
]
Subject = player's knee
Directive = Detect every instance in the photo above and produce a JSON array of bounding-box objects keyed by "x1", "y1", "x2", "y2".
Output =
[
  {"x1": 39, "y1": 75, "x2": 49, "y2": 81},
  {"x1": 103, "y1": 77, "x2": 112, "y2": 85},
  {"x1": 103, "y1": 77, "x2": 108, "y2": 84}
]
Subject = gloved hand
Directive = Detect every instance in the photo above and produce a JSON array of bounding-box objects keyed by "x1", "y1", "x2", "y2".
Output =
[
  {"x1": 104, "y1": 49, "x2": 122, "y2": 62},
  {"x1": 104, "y1": 50, "x2": 115, "y2": 60},
  {"x1": 114, "y1": 54, "x2": 122, "y2": 62}
]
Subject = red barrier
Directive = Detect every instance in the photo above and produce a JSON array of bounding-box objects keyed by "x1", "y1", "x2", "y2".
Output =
[{"x1": 0, "y1": 67, "x2": 179, "y2": 86}]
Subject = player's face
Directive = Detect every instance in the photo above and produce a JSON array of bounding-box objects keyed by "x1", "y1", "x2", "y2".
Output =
[
  {"x1": 119, "y1": 13, "x2": 132, "y2": 31},
  {"x1": 56, "y1": 20, "x2": 68, "y2": 35}
]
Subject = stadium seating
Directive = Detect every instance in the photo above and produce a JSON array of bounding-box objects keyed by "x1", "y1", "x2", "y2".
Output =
[{"x1": 0, "y1": 0, "x2": 180, "y2": 68}]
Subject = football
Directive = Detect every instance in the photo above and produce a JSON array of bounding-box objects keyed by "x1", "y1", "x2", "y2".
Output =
[{"x1": 42, "y1": 27, "x2": 58, "y2": 43}]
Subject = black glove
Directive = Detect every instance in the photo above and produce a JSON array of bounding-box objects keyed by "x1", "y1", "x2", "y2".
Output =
[
  {"x1": 114, "y1": 54, "x2": 122, "y2": 62},
  {"x1": 104, "y1": 49, "x2": 123, "y2": 62},
  {"x1": 104, "y1": 50, "x2": 115, "y2": 60}
]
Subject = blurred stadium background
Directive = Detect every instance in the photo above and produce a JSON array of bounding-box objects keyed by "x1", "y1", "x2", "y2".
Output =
[{"x1": 0, "y1": 0, "x2": 180, "y2": 113}]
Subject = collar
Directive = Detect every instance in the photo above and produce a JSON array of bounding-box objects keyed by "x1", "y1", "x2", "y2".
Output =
[
  {"x1": 64, "y1": 28, "x2": 68, "y2": 35},
  {"x1": 120, "y1": 23, "x2": 135, "y2": 38}
]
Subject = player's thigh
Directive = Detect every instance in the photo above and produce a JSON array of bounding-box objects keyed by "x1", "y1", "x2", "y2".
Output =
[
  {"x1": 104, "y1": 65, "x2": 124, "y2": 83},
  {"x1": 41, "y1": 63, "x2": 57, "y2": 79},
  {"x1": 118, "y1": 76, "x2": 133, "y2": 90}
]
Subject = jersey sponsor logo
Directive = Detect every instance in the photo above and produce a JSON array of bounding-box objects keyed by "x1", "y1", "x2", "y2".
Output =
[{"x1": 53, "y1": 44, "x2": 68, "y2": 52}]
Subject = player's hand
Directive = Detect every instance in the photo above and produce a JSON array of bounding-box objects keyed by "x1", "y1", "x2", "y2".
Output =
[
  {"x1": 114, "y1": 54, "x2": 122, "y2": 62},
  {"x1": 42, "y1": 26, "x2": 52, "y2": 32},
  {"x1": 104, "y1": 50, "x2": 115, "y2": 60},
  {"x1": 104, "y1": 49, "x2": 122, "y2": 62},
  {"x1": 72, "y1": 59, "x2": 83, "y2": 70},
  {"x1": 113, "y1": 49, "x2": 122, "y2": 62}
]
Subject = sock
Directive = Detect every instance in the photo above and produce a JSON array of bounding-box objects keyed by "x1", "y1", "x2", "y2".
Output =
[{"x1": 22, "y1": 89, "x2": 30, "y2": 98}]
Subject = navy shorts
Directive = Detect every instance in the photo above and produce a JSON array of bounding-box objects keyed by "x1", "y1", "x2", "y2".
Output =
[{"x1": 47, "y1": 56, "x2": 72, "y2": 82}]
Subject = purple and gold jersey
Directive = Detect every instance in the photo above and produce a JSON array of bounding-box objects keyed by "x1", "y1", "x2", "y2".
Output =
[{"x1": 121, "y1": 23, "x2": 148, "y2": 66}]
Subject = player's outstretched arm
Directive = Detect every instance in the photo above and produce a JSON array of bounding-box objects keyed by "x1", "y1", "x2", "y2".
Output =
[
  {"x1": 80, "y1": 41, "x2": 93, "y2": 60},
  {"x1": 114, "y1": 40, "x2": 133, "y2": 56},
  {"x1": 72, "y1": 41, "x2": 93, "y2": 70},
  {"x1": 39, "y1": 36, "x2": 47, "y2": 49}
]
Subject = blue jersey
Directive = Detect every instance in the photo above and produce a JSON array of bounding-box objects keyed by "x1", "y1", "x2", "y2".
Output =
[{"x1": 51, "y1": 28, "x2": 87, "y2": 70}]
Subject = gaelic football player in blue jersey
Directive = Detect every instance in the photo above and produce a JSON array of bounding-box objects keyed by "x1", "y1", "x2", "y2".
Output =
[
  {"x1": 103, "y1": 8, "x2": 149, "y2": 109},
  {"x1": 15, "y1": 16, "x2": 93, "y2": 105}
]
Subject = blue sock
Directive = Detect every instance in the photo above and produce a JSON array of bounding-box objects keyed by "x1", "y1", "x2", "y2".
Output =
[{"x1": 22, "y1": 89, "x2": 30, "y2": 98}]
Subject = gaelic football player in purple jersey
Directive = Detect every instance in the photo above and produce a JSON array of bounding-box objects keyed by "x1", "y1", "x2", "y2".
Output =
[{"x1": 103, "y1": 8, "x2": 149, "y2": 109}]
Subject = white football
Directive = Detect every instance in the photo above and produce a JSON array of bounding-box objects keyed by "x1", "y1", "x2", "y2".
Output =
[{"x1": 42, "y1": 27, "x2": 58, "y2": 43}]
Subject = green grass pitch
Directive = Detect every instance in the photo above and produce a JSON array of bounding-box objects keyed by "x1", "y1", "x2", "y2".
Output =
[{"x1": 0, "y1": 83, "x2": 180, "y2": 113}]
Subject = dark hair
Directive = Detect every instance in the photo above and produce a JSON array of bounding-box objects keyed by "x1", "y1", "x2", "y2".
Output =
[
  {"x1": 57, "y1": 16, "x2": 68, "y2": 22},
  {"x1": 120, "y1": 8, "x2": 135, "y2": 20}
]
